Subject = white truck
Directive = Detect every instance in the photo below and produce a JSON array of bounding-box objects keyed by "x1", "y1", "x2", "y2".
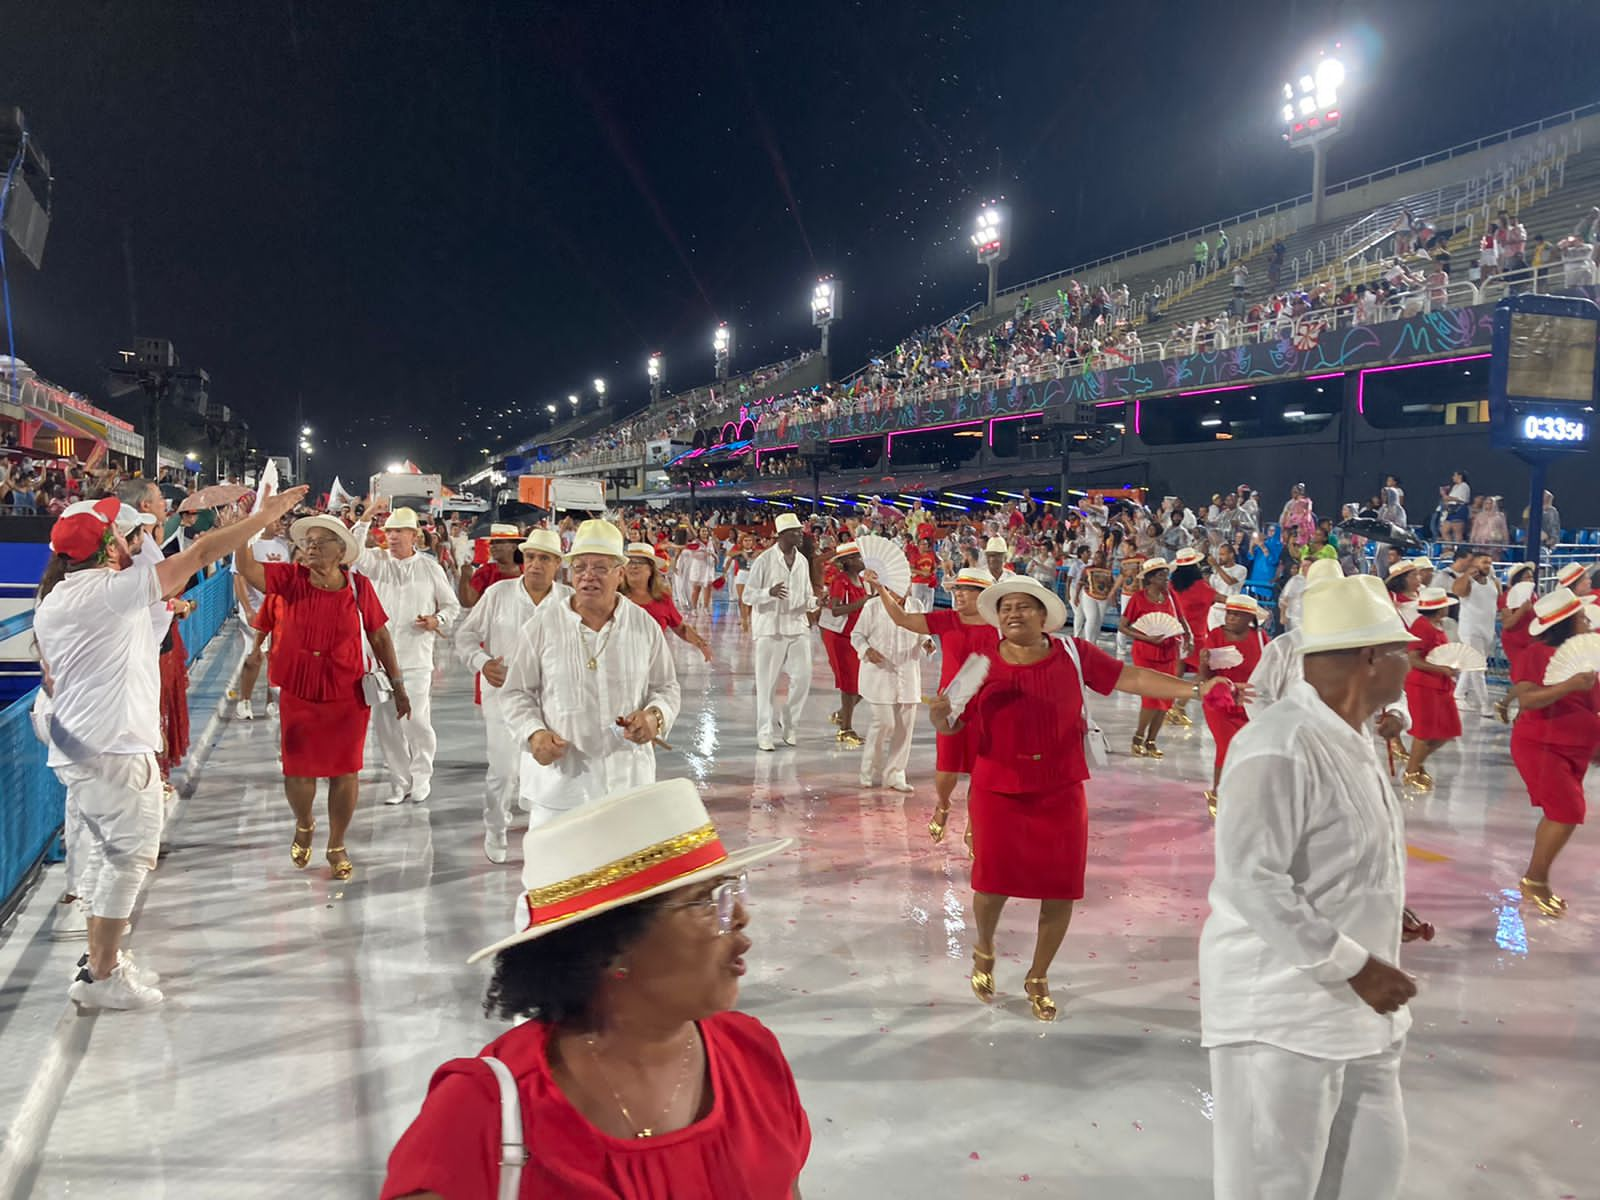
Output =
[{"x1": 369, "y1": 471, "x2": 444, "y2": 510}]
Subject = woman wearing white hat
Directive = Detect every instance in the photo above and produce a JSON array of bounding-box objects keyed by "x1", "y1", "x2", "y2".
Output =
[
  {"x1": 1118, "y1": 557, "x2": 1194, "y2": 756},
  {"x1": 1507, "y1": 587, "x2": 1600, "y2": 916},
  {"x1": 459, "y1": 523, "x2": 524, "y2": 608},
  {"x1": 1198, "y1": 594, "x2": 1267, "y2": 816},
  {"x1": 1494, "y1": 562, "x2": 1539, "y2": 724},
  {"x1": 621, "y1": 544, "x2": 712, "y2": 662},
  {"x1": 453, "y1": 529, "x2": 572, "y2": 864},
  {"x1": 1171, "y1": 547, "x2": 1221, "y2": 729},
  {"x1": 380, "y1": 780, "x2": 809, "y2": 1198},
  {"x1": 1399, "y1": 587, "x2": 1460, "y2": 791},
  {"x1": 929, "y1": 576, "x2": 1240, "y2": 1021}
]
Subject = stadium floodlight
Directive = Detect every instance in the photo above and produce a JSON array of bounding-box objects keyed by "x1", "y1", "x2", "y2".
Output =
[
  {"x1": 546, "y1": 403, "x2": 557, "y2": 414},
  {"x1": 593, "y1": 377, "x2": 607, "y2": 399},
  {"x1": 971, "y1": 200, "x2": 1010, "y2": 310},
  {"x1": 387, "y1": 461, "x2": 403, "y2": 473},
  {"x1": 300, "y1": 425, "x2": 311, "y2": 436},
  {"x1": 811, "y1": 277, "x2": 839, "y2": 361},
  {"x1": 713, "y1": 322, "x2": 733, "y2": 382},
  {"x1": 1280, "y1": 47, "x2": 1347, "y2": 223},
  {"x1": 647, "y1": 352, "x2": 663, "y2": 403}
]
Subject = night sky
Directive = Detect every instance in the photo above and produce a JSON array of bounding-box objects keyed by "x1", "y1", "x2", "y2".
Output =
[{"x1": 5, "y1": 1, "x2": 1600, "y2": 487}]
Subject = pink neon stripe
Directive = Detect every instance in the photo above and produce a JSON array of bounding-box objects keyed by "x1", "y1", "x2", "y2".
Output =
[
  {"x1": 754, "y1": 443, "x2": 798, "y2": 469},
  {"x1": 987, "y1": 411, "x2": 1044, "y2": 446},
  {"x1": 1305, "y1": 372, "x2": 1344, "y2": 380},
  {"x1": 1094, "y1": 399, "x2": 1126, "y2": 408},
  {"x1": 1134, "y1": 397, "x2": 1143, "y2": 436},
  {"x1": 1177, "y1": 382, "x2": 1254, "y2": 399},
  {"x1": 1356, "y1": 353, "x2": 1491, "y2": 413}
]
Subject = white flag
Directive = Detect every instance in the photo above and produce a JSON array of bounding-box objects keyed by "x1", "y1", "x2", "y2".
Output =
[
  {"x1": 328, "y1": 476, "x2": 356, "y2": 510},
  {"x1": 248, "y1": 458, "x2": 280, "y2": 547}
]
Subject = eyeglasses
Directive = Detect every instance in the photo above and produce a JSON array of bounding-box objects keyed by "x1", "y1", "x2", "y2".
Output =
[
  {"x1": 659, "y1": 873, "x2": 748, "y2": 935},
  {"x1": 570, "y1": 559, "x2": 618, "y2": 578},
  {"x1": 302, "y1": 537, "x2": 342, "y2": 550}
]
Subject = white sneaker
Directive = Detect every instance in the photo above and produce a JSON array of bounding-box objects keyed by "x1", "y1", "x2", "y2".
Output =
[
  {"x1": 76, "y1": 950, "x2": 160, "y2": 987},
  {"x1": 236, "y1": 700, "x2": 254, "y2": 721},
  {"x1": 411, "y1": 782, "x2": 432, "y2": 804},
  {"x1": 266, "y1": 699, "x2": 279, "y2": 719},
  {"x1": 886, "y1": 775, "x2": 914, "y2": 793},
  {"x1": 68, "y1": 963, "x2": 164, "y2": 1011},
  {"x1": 50, "y1": 899, "x2": 89, "y2": 940},
  {"x1": 858, "y1": 775, "x2": 880, "y2": 788},
  {"x1": 383, "y1": 789, "x2": 408, "y2": 806},
  {"x1": 782, "y1": 732, "x2": 798, "y2": 746},
  {"x1": 484, "y1": 831, "x2": 509, "y2": 864},
  {"x1": 757, "y1": 735, "x2": 776, "y2": 752}
]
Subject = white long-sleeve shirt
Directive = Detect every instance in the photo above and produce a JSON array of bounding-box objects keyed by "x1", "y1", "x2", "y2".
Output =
[
  {"x1": 744, "y1": 545, "x2": 816, "y2": 638},
  {"x1": 499, "y1": 595, "x2": 681, "y2": 808},
  {"x1": 1250, "y1": 628, "x2": 1410, "y2": 729},
  {"x1": 1200, "y1": 679, "x2": 1411, "y2": 1059},
  {"x1": 452, "y1": 576, "x2": 574, "y2": 682},
  {"x1": 136, "y1": 529, "x2": 175, "y2": 644},
  {"x1": 354, "y1": 547, "x2": 460, "y2": 674},
  {"x1": 850, "y1": 596, "x2": 929, "y2": 704}
]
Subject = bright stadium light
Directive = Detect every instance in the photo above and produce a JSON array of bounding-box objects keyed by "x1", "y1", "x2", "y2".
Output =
[
  {"x1": 1281, "y1": 47, "x2": 1347, "y2": 223},
  {"x1": 593, "y1": 377, "x2": 607, "y2": 399},
  {"x1": 546, "y1": 403, "x2": 557, "y2": 414},
  {"x1": 300, "y1": 425, "x2": 311, "y2": 436},
  {"x1": 713, "y1": 322, "x2": 733, "y2": 381},
  {"x1": 647, "y1": 352, "x2": 663, "y2": 404},
  {"x1": 811, "y1": 276, "x2": 839, "y2": 362},
  {"x1": 971, "y1": 200, "x2": 1010, "y2": 310},
  {"x1": 387, "y1": 461, "x2": 403, "y2": 473}
]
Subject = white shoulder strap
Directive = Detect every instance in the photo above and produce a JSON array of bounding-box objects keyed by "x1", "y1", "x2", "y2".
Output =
[{"x1": 481, "y1": 1056, "x2": 526, "y2": 1200}]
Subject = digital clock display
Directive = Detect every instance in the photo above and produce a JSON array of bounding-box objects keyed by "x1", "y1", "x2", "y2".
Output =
[{"x1": 1521, "y1": 413, "x2": 1588, "y2": 443}]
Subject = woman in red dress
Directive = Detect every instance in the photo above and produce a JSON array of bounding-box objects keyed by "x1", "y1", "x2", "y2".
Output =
[
  {"x1": 874, "y1": 566, "x2": 997, "y2": 848},
  {"x1": 1198, "y1": 593, "x2": 1266, "y2": 816},
  {"x1": 819, "y1": 543, "x2": 870, "y2": 747},
  {"x1": 622, "y1": 545, "x2": 711, "y2": 661},
  {"x1": 382, "y1": 779, "x2": 807, "y2": 1200},
  {"x1": 1169, "y1": 548, "x2": 1220, "y2": 730},
  {"x1": 930, "y1": 577, "x2": 1241, "y2": 1022},
  {"x1": 1495, "y1": 562, "x2": 1538, "y2": 723},
  {"x1": 235, "y1": 515, "x2": 409, "y2": 881},
  {"x1": 1401, "y1": 586, "x2": 1461, "y2": 791},
  {"x1": 1117, "y1": 558, "x2": 1193, "y2": 759},
  {"x1": 1508, "y1": 587, "x2": 1600, "y2": 916}
]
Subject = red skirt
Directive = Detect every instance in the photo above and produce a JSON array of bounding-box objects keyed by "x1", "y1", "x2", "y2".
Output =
[
  {"x1": 279, "y1": 692, "x2": 371, "y2": 778},
  {"x1": 1404, "y1": 678, "x2": 1462, "y2": 741},
  {"x1": 935, "y1": 725, "x2": 977, "y2": 774},
  {"x1": 1132, "y1": 642, "x2": 1178, "y2": 711},
  {"x1": 1204, "y1": 698, "x2": 1249, "y2": 774},
  {"x1": 969, "y1": 780, "x2": 1088, "y2": 900},
  {"x1": 821, "y1": 628, "x2": 860, "y2": 694},
  {"x1": 158, "y1": 627, "x2": 190, "y2": 774},
  {"x1": 1511, "y1": 729, "x2": 1590, "y2": 825}
]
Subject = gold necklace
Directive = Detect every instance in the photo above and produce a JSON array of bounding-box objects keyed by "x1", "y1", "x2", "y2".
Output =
[
  {"x1": 584, "y1": 1029, "x2": 698, "y2": 1138},
  {"x1": 578, "y1": 617, "x2": 614, "y2": 671}
]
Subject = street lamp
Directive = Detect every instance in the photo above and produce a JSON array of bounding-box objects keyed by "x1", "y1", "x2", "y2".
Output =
[
  {"x1": 647, "y1": 352, "x2": 663, "y2": 405},
  {"x1": 297, "y1": 431, "x2": 316, "y2": 484},
  {"x1": 1281, "y1": 49, "x2": 1346, "y2": 224},
  {"x1": 811, "y1": 277, "x2": 839, "y2": 363},
  {"x1": 546, "y1": 403, "x2": 558, "y2": 415},
  {"x1": 971, "y1": 200, "x2": 1009, "y2": 311},
  {"x1": 713, "y1": 323, "x2": 732, "y2": 382},
  {"x1": 593, "y1": 377, "x2": 607, "y2": 404},
  {"x1": 301, "y1": 425, "x2": 311, "y2": 437}
]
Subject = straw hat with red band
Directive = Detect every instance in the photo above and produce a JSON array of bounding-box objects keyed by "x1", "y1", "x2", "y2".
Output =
[
  {"x1": 625, "y1": 541, "x2": 658, "y2": 560},
  {"x1": 487, "y1": 523, "x2": 522, "y2": 541},
  {"x1": 49, "y1": 496, "x2": 122, "y2": 562},
  {"x1": 1138, "y1": 556, "x2": 1171, "y2": 577},
  {"x1": 469, "y1": 778, "x2": 792, "y2": 963},
  {"x1": 951, "y1": 566, "x2": 994, "y2": 589},
  {"x1": 1416, "y1": 586, "x2": 1452, "y2": 612},
  {"x1": 1223, "y1": 593, "x2": 1262, "y2": 617},
  {"x1": 833, "y1": 541, "x2": 861, "y2": 560},
  {"x1": 1556, "y1": 562, "x2": 1591, "y2": 589},
  {"x1": 1173, "y1": 548, "x2": 1203, "y2": 568},
  {"x1": 1529, "y1": 587, "x2": 1588, "y2": 637}
]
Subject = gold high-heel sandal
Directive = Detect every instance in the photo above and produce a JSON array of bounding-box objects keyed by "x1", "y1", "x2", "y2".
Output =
[
  {"x1": 964, "y1": 824, "x2": 974, "y2": 859},
  {"x1": 1131, "y1": 736, "x2": 1149, "y2": 758},
  {"x1": 1023, "y1": 976, "x2": 1057, "y2": 1022},
  {"x1": 1402, "y1": 769, "x2": 1433, "y2": 793},
  {"x1": 1520, "y1": 876, "x2": 1567, "y2": 916},
  {"x1": 290, "y1": 825, "x2": 315, "y2": 869},
  {"x1": 1204, "y1": 790, "x2": 1218, "y2": 819},
  {"x1": 829, "y1": 710, "x2": 841, "y2": 727},
  {"x1": 1168, "y1": 708, "x2": 1192, "y2": 729},
  {"x1": 1144, "y1": 739, "x2": 1164, "y2": 760},
  {"x1": 928, "y1": 801, "x2": 951, "y2": 843},
  {"x1": 970, "y1": 949, "x2": 996, "y2": 1004},
  {"x1": 326, "y1": 846, "x2": 354, "y2": 882}
]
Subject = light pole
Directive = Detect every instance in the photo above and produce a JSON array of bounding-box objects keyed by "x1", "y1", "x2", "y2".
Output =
[
  {"x1": 713, "y1": 323, "x2": 732, "y2": 383},
  {"x1": 647, "y1": 352, "x2": 663, "y2": 405},
  {"x1": 1281, "y1": 51, "x2": 1345, "y2": 225},
  {"x1": 972, "y1": 200, "x2": 1009, "y2": 312},
  {"x1": 296, "y1": 425, "x2": 313, "y2": 484},
  {"x1": 811, "y1": 277, "x2": 838, "y2": 367},
  {"x1": 593, "y1": 377, "x2": 607, "y2": 409}
]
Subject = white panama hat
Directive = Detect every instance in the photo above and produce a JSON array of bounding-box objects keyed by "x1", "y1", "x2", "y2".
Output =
[
  {"x1": 1295, "y1": 574, "x2": 1419, "y2": 655},
  {"x1": 382, "y1": 506, "x2": 421, "y2": 531},
  {"x1": 951, "y1": 566, "x2": 995, "y2": 589},
  {"x1": 983, "y1": 535, "x2": 1010, "y2": 554},
  {"x1": 289, "y1": 514, "x2": 360, "y2": 564},
  {"x1": 1172, "y1": 547, "x2": 1203, "y2": 567},
  {"x1": 469, "y1": 778, "x2": 793, "y2": 963},
  {"x1": 565, "y1": 519, "x2": 627, "y2": 562},
  {"x1": 1416, "y1": 586, "x2": 1452, "y2": 612},
  {"x1": 521, "y1": 529, "x2": 563, "y2": 556},
  {"x1": 976, "y1": 574, "x2": 1069, "y2": 632},
  {"x1": 774, "y1": 513, "x2": 802, "y2": 533},
  {"x1": 1529, "y1": 586, "x2": 1588, "y2": 637},
  {"x1": 1138, "y1": 557, "x2": 1171, "y2": 577},
  {"x1": 1305, "y1": 558, "x2": 1344, "y2": 587},
  {"x1": 1556, "y1": 562, "x2": 1590, "y2": 589}
]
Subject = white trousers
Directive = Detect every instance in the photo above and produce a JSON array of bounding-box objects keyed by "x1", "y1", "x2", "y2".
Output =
[
  {"x1": 53, "y1": 752, "x2": 164, "y2": 921},
  {"x1": 909, "y1": 583, "x2": 935, "y2": 610},
  {"x1": 1210, "y1": 1039, "x2": 1406, "y2": 1200},
  {"x1": 1077, "y1": 595, "x2": 1109, "y2": 645},
  {"x1": 753, "y1": 634, "x2": 812, "y2": 741},
  {"x1": 862, "y1": 701, "x2": 915, "y2": 783},
  {"x1": 372, "y1": 668, "x2": 436, "y2": 793},
  {"x1": 481, "y1": 696, "x2": 521, "y2": 837},
  {"x1": 1454, "y1": 628, "x2": 1493, "y2": 713}
]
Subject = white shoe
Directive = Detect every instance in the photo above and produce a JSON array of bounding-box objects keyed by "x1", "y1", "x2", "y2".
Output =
[
  {"x1": 236, "y1": 700, "x2": 254, "y2": 721},
  {"x1": 782, "y1": 732, "x2": 798, "y2": 746},
  {"x1": 887, "y1": 775, "x2": 914, "y2": 793},
  {"x1": 77, "y1": 950, "x2": 160, "y2": 988},
  {"x1": 383, "y1": 791, "x2": 407, "y2": 806},
  {"x1": 50, "y1": 899, "x2": 89, "y2": 940},
  {"x1": 266, "y1": 699, "x2": 279, "y2": 719},
  {"x1": 484, "y1": 831, "x2": 509, "y2": 864},
  {"x1": 757, "y1": 735, "x2": 776, "y2": 752},
  {"x1": 68, "y1": 963, "x2": 164, "y2": 1011},
  {"x1": 411, "y1": 782, "x2": 432, "y2": 804},
  {"x1": 858, "y1": 775, "x2": 880, "y2": 788}
]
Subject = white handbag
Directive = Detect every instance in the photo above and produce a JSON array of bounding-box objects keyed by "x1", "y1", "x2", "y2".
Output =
[
  {"x1": 482, "y1": 1056, "x2": 526, "y2": 1200},
  {"x1": 351, "y1": 574, "x2": 392, "y2": 708},
  {"x1": 1060, "y1": 635, "x2": 1110, "y2": 768}
]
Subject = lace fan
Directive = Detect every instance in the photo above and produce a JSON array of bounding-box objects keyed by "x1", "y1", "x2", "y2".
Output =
[
  {"x1": 1426, "y1": 643, "x2": 1487, "y2": 672},
  {"x1": 1206, "y1": 602, "x2": 1228, "y2": 631},
  {"x1": 941, "y1": 654, "x2": 991, "y2": 722},
  {"x1": 1544, "y1": 632, "x2": 1600, "y2": 684},
  {"x1": 1132, "y1": 611, "x2": 1185, "y2": 640},
  {"x1": 1505, "y1": 580, "x2": 1535, "y2": 608},
  {"x1": 856, "y1": 534, "x2": 912, "y2": 595},
  {"x1": 1206, "y1": 644, "x2": 1245, "y2": 670}
]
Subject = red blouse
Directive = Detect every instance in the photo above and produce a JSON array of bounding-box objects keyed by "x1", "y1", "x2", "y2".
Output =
[
  {"x1": 1175, "y1": 580, "x2": 1220, "y2": 667},
  {"x1": 925, "y1": 608, "x2": 1001, "y2": 690},
  {"x1": 1500, "y1": 606, "x2": 1535, "y2": 677},
  {"x1": 1204, "y1": 625, "x2": 1263, "y2": 684},
  {"x1": 1406, "y1": 618, "x2": 1454, "y2": 694},
  {"x1": 1123, "y1": 588, "x2": 1183, "y2": 666},
  {"x1": 968, "y1": 638, "x2": 1123, "y2": 793},
  {"x1": 264, "y1": 563, "x2": 388, "y2": 703},
  {"x1": 471, "y1": 562, "x2": 516, "y2": 598},
  {"x1": 1511, "y1": 641, "x2": 1600, "y2": 749},
  {"x1": 637, "y1": 594, "x2": 684, "y2": 632},
  {"x1": 825, "y1": 571, "x2": 868, "y2": 636},
  {"x1": 380, "y1": 1011, "x2": 810, "y2": 1200}
]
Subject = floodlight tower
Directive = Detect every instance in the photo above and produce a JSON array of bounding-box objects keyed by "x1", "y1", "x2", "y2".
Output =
[
  {"x1": 811, "y1": 277, "x2": 839, "y2": 366},
  {"x1": 1281, "y1": 51, "x2": 1346, "y2": 225},
  {"x1": 593, "y1": 377, "x2": 607, "y2": 404},
  {"x1": 713, "y1": 323, "x2": 732, "y2": 382},
  {"x1": 647, "y1": 352, "x2": 663, "y2": 405},
  {"x1": 971, "y1": 200, "x2": 1009, "y2": 312}
]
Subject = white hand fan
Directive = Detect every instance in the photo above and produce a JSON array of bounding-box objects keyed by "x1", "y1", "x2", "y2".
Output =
[
  {"x1": 1426, "y1": 644, "x2": 1487, "y2": 672},
  {"x1": 856, "y1": 534, "x2": 912, "y2": 595},
  {"x1": 1207, "y1": 644, "x2": 1244, "y2": 670},
  {"x1": 941, "y1": 654, "x2": 991, "y2": 722},
  {"x1": 1505, "y1": 580, "x2": 1535, "y2": 608},
  {"x1": 1543, "y1": 632, "x2": 1600, "y2": 684},
  {"x1": 1206, "y1": 602, "x2": 1228, "y2": 631},
  {"x1": 1133, "y1": 611, "x2": 1185, "y2": 640}
]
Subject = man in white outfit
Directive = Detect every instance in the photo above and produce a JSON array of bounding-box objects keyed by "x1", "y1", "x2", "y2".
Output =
[
  {"x1": 1451, "y1": 549, "x2": 1499, "y2": 718},
  {"x1": 851, "y1": 588, "x2": 930, "y2": 791},
  {"x1": 453, "y1": 529, "x2": 571, "y2": 863},
  {"x1": 500, "y1": 520, "x2": 681, "y2": 822},
  {"x1": 1203, "y1": 572, "x2": 1422, "y2": 1199},
  {"x1": 983, "y1": 535, "x2": 1018, "y2": 579},
  {"x1": 744, "y1": 513, "x2": 817, "y2": 751},
  {"x1": 355, "y1": 507, "x2": 461, "y2": 804}
]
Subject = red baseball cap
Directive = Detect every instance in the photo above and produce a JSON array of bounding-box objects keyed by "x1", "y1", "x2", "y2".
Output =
[{"x1": 50, "y1": 496, "x2": 121, "y2": 562}]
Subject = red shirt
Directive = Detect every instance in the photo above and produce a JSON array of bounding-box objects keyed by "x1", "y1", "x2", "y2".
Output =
[
  {"x1": 1204, "y1": 625, "x2": 1264, "y2": 684},
  {"x1": 1123, "y1": 588, "x2": 1183, "y2": 667},
  {"x1": 1175, "y1": 580, "x2": 1220, "y2": 668},
  {"x1": 925, "y1": 608, "x2": 1000, "y2": 690},
  {"x1": 638, "y1": 594, "x2": 684, "y2": 631},
  {"x1": 825, "y1": 570, "x2": 868, "y2": 636},
  {"x1": 910, "y1": 549, "x2": 938, "y2": 587},
  {"x1": 263, "y1": 563, "x2": 389, "y2": 702},
  {"x1": 380, "y1": 1012, "x2": 810, "y2": 1200},
  {"x1": 1406, "y1": 617, "x2": 1454, "y2": 694},
  {"x1": 472, "y1": 562, "x2": 516, "y2": 598},
  {"x1": 1512, "y1": 640, "x2": 1600, "y2": 748}
]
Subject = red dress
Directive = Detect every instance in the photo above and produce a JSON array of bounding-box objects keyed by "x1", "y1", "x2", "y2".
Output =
[
  {"x1": 1500, "y1": 601, "x2": 1535, "y2": 678},
  {"x1": 1123, "y1": 588, "x2": 1184, "y2": 711},
  {"x1": 380, "y1": 1012, "x2": 810, "y2": 1200},
  {"x1": 1201, "y1": 627, "x2": 1263, "y2": 774},
  {"x1": 1510, "y1": 641, "x2": 1600, "y2": 825},
  {"x1": 265, "y1": 562, "x2": 389, "y2": 778},
  {"x1": 157, "y1": 617, "x2": 189, "y2": 776},
  {"x1": 637, "y1": 593, "x2": 684, "y2": 632},
  {"x1": 1175, "y1": 580, "x2": 1222, "y2": 673},
  {"x1": 925, "y1": 609, "x2": 1001, "y2": 773},
  {"x1": 1403, "y1": 617, "x2": 1462, "y2": 741},
  {"x1": 966, "y1": 638, "x2": 1122, "y2": 899},
  {"x1": 821, "y1": 571, "x2": 867, "y2": 693}
]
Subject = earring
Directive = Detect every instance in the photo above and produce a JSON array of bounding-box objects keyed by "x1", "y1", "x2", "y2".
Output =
[{"x1": 612, "y1": 966, "x2": 630, "y2": 980}]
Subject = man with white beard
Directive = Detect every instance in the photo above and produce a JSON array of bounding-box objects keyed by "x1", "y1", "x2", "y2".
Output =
[
  {"x1": 452, "y1": 529, "x2": 570, "y2": 863},
  {"x1": 743, "y1": 513, "x2": 817, "y2": 751},
  {"x1": 354, "y1": 506, "x2": 461, "y2": 804}
]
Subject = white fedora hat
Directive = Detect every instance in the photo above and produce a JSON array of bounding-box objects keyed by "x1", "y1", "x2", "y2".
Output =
[
  {"x1": 951, "y1": 566, "x2": 994, "y2": 589},
  {"x1": 774, "y1": 513, "x2": 802, "y2": 533},
  {"x1": 487, "y1": 523, "x2": 522, "y2": 540},
  {"x1": 1173, "y1": 547, "x2": 1203, "y2": 567},
  {"x1": 468, "y1": 778, "x2": 792, "y2": 963},
  {"x1": 565, "y1": 519, "x2": 627, "y2": 562},
  {"x1": 289, "y1": 514, "x2": 360, "y2": 565},
  {"x1": 983, "y1": 535, "x2": 1010, "y2": 554},
  {"x1": 1138, "y1": 556, "x2": 1171, "y2": 577},
  {"x1": 1305, "y1": 558, "x2": 1344, "y2": 588},
  {"x1": 1416, "y1": 586, "x2": 1452, "y2": 612},
  {"x1": 976, "y1": 574, "x2": 1069, "y2": 632},
  {"x1": 521, "y1": 529, "x2": 563, "y2": 556},
  {"x1": 1296, "y1": 574, "x2": 1419, "y2": 655},
  {"x1": 625, "y1": 541, "x2": 658, "y2": 559},
  {"x1": 1223, "y1": 593, "x2": 1262, "y2": 616},
  {"x1": 382, "y1": 506, "x2": 421, "y2": 531},
  {"x1": 1556, "y1": 562, "x2": 1590, "y2": 588},
  {"x1": 833, "y1": 541, "x2": 861, "y2": 559},
  {"x1": 1386, "y1": 559, "x2": 1417, "y2": 579},
  {"x1": 1529, "y1": 586, "x2": 1588, "y2": 637}
]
